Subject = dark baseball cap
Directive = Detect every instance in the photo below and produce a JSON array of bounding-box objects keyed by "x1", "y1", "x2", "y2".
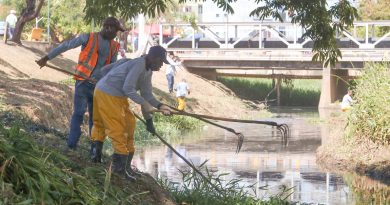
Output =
[
  {"x1": 147, "y1": 46, "x2": 170, "y2": 64},
  {"x1": 103, "y1": 17, "x2": 125, "y2": 32}
]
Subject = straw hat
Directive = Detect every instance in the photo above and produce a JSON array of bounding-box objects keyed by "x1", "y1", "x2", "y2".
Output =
[{"x1": 10, "y1": 10, "x2": 16, "y2": 14}]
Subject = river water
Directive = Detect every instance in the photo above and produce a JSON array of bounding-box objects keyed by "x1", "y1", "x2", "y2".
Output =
[{"x1": 133, "y1": 107, "x2": 389, "y2": 204}]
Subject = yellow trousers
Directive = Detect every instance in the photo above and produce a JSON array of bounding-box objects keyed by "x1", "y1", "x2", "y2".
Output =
[
  {"x1": 177, "y1": 97, "x2": 186, "y2": 111},
  {"x1": 341, "y1": 105, "x2": 351, "y2": 112},
  {"x1": 91, "y1": 89, "x2": 136, "y2": 154}
]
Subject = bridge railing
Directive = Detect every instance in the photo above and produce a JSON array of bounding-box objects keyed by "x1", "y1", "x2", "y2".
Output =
[
  {"x1": 158, "y1": 21, "x2": 390, "y2": 49},
  {"x1": 170, "y1": 48, "x2": 390, "y2": 62}
]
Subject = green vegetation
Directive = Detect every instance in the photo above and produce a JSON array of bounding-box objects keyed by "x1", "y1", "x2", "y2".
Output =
[
  {"x1": 135, "y1": 113, "x2": 202, "y2": 146},
  {"x1": 160, "y1": 162, "x2": 291, "y2": 205},
  {"x1": 218, "y1": 77, "x2": 321, "y2": 106},
  {"x1": 83, "y1": 0, "x2": 357, "y2": 67},
  {"x1": 0, "y1": 123, "x2": 160, "y2": 204},
  {"x1": 351, "y1": 0, "x2": 390, "y2": 45},
  {"x1": 0, "y1": 113, "x2": 290, "y2": 204},
  {"x1": 343, "y1": 173, "x2": 390, "y2": 205},
  {"x1": 3, "y1": 0, "x2": 90, "y2": 42},
  {"x1": 346, "y1": 62, "x2": 390, "y2": 145}
]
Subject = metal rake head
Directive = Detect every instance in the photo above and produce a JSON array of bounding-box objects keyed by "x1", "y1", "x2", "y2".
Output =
[
  {"x1": 277, "y1": 124, "x2": 290, "y2": 142},
  {"x1": 235, "y1": 133, "x2": 244, "y2": 153}
]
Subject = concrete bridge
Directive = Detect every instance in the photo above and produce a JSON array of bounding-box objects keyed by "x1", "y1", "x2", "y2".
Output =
[{"x1": 149, "y1": 21, "x2": 390, "y2": 107}]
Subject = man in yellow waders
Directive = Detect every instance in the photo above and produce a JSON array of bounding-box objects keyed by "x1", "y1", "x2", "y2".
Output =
[
  {"x1": 91, "y1": 46, "x2": 172, "y2": 181},
  {"x1": 175, "y1": 78, "x2": 190, "y2": 111}
]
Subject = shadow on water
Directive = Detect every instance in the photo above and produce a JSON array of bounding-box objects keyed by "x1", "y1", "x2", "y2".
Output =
[{"x1": 133, "y1": 107, "x2": 390, "y2": 204}]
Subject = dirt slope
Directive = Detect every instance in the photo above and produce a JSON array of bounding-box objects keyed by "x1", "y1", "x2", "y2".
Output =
[{"x1": 0, "y1": 42, "x2": 264, "y2": 122}]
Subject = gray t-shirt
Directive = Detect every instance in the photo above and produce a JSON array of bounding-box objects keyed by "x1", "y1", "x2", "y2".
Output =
[{"x1": 96, "y1": 57, "x2": 160, "y2": 108}]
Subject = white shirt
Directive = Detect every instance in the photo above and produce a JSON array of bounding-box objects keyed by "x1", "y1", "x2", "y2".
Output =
[
  {"x1": 165, "y1": 65, "x2": 176, "y2": 75},
  {"x1": 6, "y1": 14, "x2": 17, "y2": 28},
  {"x1": 176, "y1": 81, "x2": 189, "y2": 97},
  {"x1": 341, "y1": 94, "x2": 353, "y2": 107},
  {"x1": 165, "y1": 57, "x2": 180, "y2": 75}
]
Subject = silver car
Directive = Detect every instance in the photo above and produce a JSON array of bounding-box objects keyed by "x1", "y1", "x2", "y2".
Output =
[{"x1": 0, "y1": 21, "x2": 5, "y2": 36}]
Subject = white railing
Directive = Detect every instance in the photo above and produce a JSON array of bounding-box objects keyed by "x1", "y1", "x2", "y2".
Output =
[
  {"x1": 170, "y1": 48, "x2": 390, "y2": 62},
  {"x1": 157, "y1": 21, "x2": 390, "y2": 49}
]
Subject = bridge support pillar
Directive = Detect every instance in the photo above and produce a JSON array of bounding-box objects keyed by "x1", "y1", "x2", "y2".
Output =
[{"x1": 319, "y1": 65, "x2": 349, "y2": 108}]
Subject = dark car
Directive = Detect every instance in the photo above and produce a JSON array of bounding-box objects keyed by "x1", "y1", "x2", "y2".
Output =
[{"x1": 0, "y1": 21, "x2": 5, "y2": 36}]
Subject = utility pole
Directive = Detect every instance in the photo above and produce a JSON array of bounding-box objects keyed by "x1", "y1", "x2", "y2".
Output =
[{"x1": 47, "y1": 0, "x2": 50, "y2": 44}]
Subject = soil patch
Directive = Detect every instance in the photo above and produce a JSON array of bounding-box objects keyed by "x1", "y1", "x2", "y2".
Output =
[{"x1": 0, "y1": 42, "x2": 266, "y2": 120}]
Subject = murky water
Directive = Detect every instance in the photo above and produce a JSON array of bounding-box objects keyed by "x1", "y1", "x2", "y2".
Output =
[{"x1": 133, "y1": 107, "x2": 389, "y2": 204}]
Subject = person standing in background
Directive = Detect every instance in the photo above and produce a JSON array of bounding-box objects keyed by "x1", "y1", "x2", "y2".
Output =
[
  {"x1": 165, "y1": 52, "x2": 181, "y2": 93},
  {"x1": 6, "y1": 10, "x2": 17, "y2": 39},
  {"x1": 175, "y1": 78, "x2": 190, "y2": 111}
]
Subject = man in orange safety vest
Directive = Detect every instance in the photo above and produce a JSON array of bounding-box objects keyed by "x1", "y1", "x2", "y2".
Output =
[{"x1": 36, "y1": 17, "x2": 125, "y2": 156}]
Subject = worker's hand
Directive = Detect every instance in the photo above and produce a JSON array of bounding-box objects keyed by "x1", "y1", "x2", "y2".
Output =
[
  {"x1": 36, "y1": 56, "x2": 49, "y2": 68},
  {"x1": 159, "y1": 104, "x2": 172, "y2": 116},
  {"x1": 145, "y1": 118, "x2": 156, "y2": 134},
  {"x1": 142, "y1": 102, "x2": 156, "y2": 113},
  {"x1": 188, "y1": 90, "x2": 190, "y2": 95}
]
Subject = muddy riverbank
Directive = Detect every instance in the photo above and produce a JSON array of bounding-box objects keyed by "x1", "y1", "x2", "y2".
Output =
[{"x1": 316, "y1": 110, "x2": 390, "y2": 185}]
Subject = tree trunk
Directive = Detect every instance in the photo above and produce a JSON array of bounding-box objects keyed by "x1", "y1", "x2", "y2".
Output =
[
  {"x1": 49, "y1": 25, "x2": 59, "y2": 43},
  {"x1": 11, "y1": 0, "x2": 45, "y2": 44}
]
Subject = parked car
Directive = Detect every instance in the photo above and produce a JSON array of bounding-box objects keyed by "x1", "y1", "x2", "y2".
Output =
[{"x1": 0, "y1": 21, "x2": 5, "y2": 36}]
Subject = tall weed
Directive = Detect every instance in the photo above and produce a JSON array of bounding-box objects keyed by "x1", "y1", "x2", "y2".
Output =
[
  {"x1": 135, "y1": 113, "x2": 202, "y2": 145},
  {"x1": 0, "y1": 123, "x2": 167, "y2": 204},
  {"x1": 346, "y1": 62, "x2": 390, "y2": 144},
  {"x1": 159, "y1": 161, "x2": 291, "y2": 205}
]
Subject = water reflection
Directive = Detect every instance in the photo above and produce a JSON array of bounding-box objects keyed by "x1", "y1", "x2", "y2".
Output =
[{"x1": 133, "y1": 108, "x2": 388, "y2": 204}]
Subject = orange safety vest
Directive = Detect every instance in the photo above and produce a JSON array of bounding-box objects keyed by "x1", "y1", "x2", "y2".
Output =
[{"x1": 74, "y1": 32, "x2": 120, "y2": 80}]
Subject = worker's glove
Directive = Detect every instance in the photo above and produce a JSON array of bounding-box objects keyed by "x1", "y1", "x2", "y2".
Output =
[
  {"x1": 145, "y1": 118, "x2": 156, "y2": 134},
  {"x1": 36, "y1": 55, "x2": 49, "y2": 68},
  {"x1": 159, "y1": 104, "x2": 172, "y2": 116}
]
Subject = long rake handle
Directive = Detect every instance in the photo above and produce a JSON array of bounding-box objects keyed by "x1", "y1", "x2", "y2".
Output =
[
  {"x1": 157, "y1": 108, "x2": 290, "y2": 147},
  {"x1": 133, "y1": 113, "x2": 224, "y2": 195},
  {"x1": 166, "y1": 106, "x2": 239, "y2": 134},
  {"x1": 157, "y1": 110, "x2": 280, "y2": 126},
  {"x1": 166, "y1": 106, "x2": 244, "y2": 153},
  {"x1": 37, "y1": 62, "x2": 97, "y2": 84}
]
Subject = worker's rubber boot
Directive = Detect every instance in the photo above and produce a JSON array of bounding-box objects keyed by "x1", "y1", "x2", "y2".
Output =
[
  {"x1": 126, "y1": 152, "x2": 142, "y2": 177},
  {"x1": 112, "y1": 153, "x2": 136, "y2": 181},
  {"x1": 91, "y1": 141, "x2": 103, "y2": 163}
]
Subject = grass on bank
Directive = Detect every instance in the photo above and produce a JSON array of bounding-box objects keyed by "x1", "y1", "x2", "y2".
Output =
[
  {"x1": 343, "y1": 173, "x2": 390, "y2": 205},
  {"x1": 217, "y1": 77, "x2": 321, "y2": 106},
  {"x1": 346, "y1": 62, "x2": 390, "y2": 145},
  {"x1": 0, "y1": 122, "x2": 159, "y2": 204},
  {"x1": 0, "y1": 112, "x2": 291, "y2": 205},
  {"x1": 160, "y1": 162, "x2": 291, "y2": 205},
  {"x1": 134, "y1": 113, "x2": 202, "y2": 146}
]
